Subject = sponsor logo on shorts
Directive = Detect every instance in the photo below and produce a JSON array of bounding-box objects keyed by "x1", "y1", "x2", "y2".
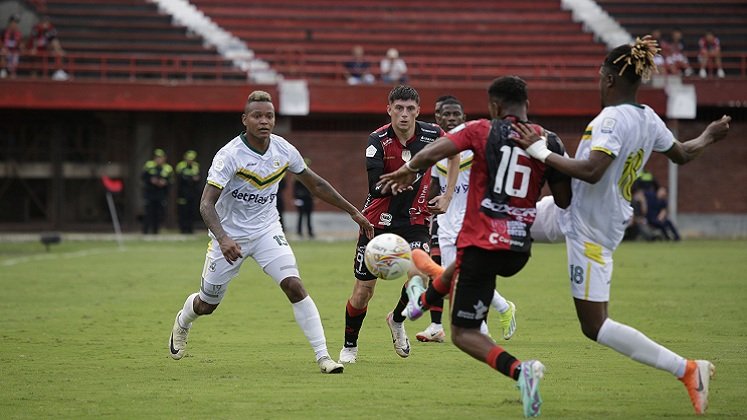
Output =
[{"x1": 456, "y1": 300, "x2": 488, "y2": 320}]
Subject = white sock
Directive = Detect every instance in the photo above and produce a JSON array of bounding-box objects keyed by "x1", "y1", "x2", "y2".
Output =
[
  {"x1": 596, "y1": 318, "x2": 687, "y2": 377},
  {"x1": 491, "y1": 290, "x2": 509, "y2": 313},
  {"x1": 292, "y1": 296, "x2": 329, "y2": 361},
  {"x1": 177, "y1": 293, "x2": 199, "y2": 329}
]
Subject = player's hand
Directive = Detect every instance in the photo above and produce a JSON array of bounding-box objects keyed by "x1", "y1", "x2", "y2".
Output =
[
  {"x1": 511, "y1": 122, "x2": 543, "y2": 149},
  {"x1": 217, "y1": 235, "x2": 242, "y2": 265},
  {"x1": 427, "y1": 194, "x2": 451, "y2": 215},
  {"x1": 704, "y1": 115, "x2": 731, "y2": 143},
  {"x1": 377, "y1": 167, "x2": 417, "y2": 195},
  {"x1": 351, "y1": 211, "x2": 375, "y2": 239}
]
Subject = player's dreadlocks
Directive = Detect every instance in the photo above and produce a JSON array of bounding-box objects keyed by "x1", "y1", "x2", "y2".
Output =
[{"x1": 604, "y1": 36, "x2": 660, "y2": 84}]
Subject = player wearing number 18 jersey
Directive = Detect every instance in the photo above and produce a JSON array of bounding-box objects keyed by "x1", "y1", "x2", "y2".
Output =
[
  {"x1": 379, "y1": 76, "x2": 571, "y2": 417},
  {"x1": 514, "y1": 37, "x2": 731, "y2": 415}
]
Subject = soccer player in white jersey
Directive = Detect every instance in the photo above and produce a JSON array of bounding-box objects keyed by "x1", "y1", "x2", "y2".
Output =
[
  {"x1": 414, "y1": 97, "x2": 518, "y2": 342},
  {"x1": 168, "y1": 90, "x2": 375, "y2": 374},
  {"x1": 513, "y1": 36, "x2": 732, "y2": 414}
]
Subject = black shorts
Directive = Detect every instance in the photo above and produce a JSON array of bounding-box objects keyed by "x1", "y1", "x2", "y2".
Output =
[
  {"x1": 353, "y1": 225, "x2": 430, "y2": 280},
  {"x1": 451, "y1": 246, "x2": 529, "y2": 329},
  {"x1": 429, "y1": 218, "x2": 441, "y2": 256}
]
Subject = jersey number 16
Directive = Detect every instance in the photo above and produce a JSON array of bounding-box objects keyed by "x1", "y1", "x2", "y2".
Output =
[{"x1": 493, "y1": 145, "x2": 531, "y2": 198}]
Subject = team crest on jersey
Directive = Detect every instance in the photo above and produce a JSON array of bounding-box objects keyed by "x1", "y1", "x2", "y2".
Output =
[
  {"x1": 401, "y1": 150, "x2": 411, "y2": 162},
  {"x1": 272, "y1": 158, "x2": 282, "y2": 168},
  {"x1": 379, "y1": 213, "x2": 392, "y2": 226},
  {"x1": 601, "y1": 118, "x2": 617, "y2": 134}
]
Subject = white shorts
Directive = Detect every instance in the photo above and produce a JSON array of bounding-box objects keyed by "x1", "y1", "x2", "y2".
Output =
[
  {"x1": 199, "y1": 227, "x2": 299, "y2": 305},
  {"x1": 530, "y1": 196, "x2": 565, "y2": 244},
  {"x1": 437, "y1": 233, "x2": 457, "y2": 268},
  {"x1": 566, "y1": 236, "x2": 614, "y2": 302}
]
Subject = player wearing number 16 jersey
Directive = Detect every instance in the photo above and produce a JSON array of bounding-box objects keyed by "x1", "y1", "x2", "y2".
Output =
[{"x1": 379, "y1": 76, "x2": 572, "y2": 417}]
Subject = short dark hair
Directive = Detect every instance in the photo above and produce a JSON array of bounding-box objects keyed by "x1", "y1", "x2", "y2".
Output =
[
  {"x1": 488, "y1": 76, "x2": 528, "y2": 106},
  {"x1": 439, "y1": 97, "x2": 463, "y2": 109},
  {"x1": 604, "y1": 37, "x2": 659, "y2": 84},
  {"x1": 435, "y1": 95, "x2": 456, "y2": 104},
  {"x1": 388, "y1": 85, "x2": 420, "y2": 104}
]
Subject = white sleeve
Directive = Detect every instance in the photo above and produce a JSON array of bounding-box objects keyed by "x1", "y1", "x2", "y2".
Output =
[
  {"x1": 206, "y1": 150, "x2": 235, "y2": 189},
  {"x1": 590, "y1": 110, "x2": 622, "y2": 158},
  {"x1": 650, "y1": 111, "x2": 676, "y2": 152},
  {"x1": 286, "y1": 143, "x2": 306, "y2": 174}
]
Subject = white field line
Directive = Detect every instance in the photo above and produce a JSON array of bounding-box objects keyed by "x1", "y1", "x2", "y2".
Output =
[{"x1": 1, "y1": 247, "x2": 123, "y2": 267}]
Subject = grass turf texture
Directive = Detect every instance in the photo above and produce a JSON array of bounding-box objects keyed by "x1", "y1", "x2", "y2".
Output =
[{"x1": 1, "y1": 238, "x2": 745, "y2": 419}]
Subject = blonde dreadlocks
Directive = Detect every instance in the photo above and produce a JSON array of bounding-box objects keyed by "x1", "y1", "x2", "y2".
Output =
[{"x1": 605, "y1": 35, "x2": 660, "y2": 83}]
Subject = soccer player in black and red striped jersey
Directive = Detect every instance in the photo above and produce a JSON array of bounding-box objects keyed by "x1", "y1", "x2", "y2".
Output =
[
  {"x1": 339, "y1": 85, "x2": 458, "y2": 364},
  {"x1": 379, "y1": 76, "x2": 571, "y2": 417}
]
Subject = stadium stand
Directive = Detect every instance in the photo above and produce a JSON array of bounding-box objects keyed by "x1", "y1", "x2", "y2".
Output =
[
  {"x1": 596, "y1": 0, "x2": 747, "y2": 77},
  {"x1": 190, "y1": 0, "x2": 606, "y2": 85},
  {"x1": 21, "y1": 0, "x2": 247, "y2": 81}
]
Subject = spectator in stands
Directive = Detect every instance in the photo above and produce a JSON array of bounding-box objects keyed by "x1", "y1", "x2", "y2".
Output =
[
  {"x1": 175, "y1": 150, "x2": 201, "y2": 234},
  {"x1": 645, "y1": 186, "x2": 681, "y2": 241},
  {"x1": 698, "y1": 30, "x2": 725, "y2": 78},
  {"x1": 1, "y1": 14, "x2": 23, "y2": 79},
  {"x1": 141, "y1": 148, "x2": 174, "y2": 234},
  {"x1": 650, "y1": 29, "x2": 666, "y2": 72},
  {"x1": 344, "y1": 45, "x2": 375, "y2": 85},
  {"x1": 665, "y1": 28, "x2": 693, "y2": 77},
  {"x1": 293, "y1": 158, "x2": 315, "y2": 238},
  {"x1": 380, "y1": 48, "x2": 407, "y2": 84},
  {"x1": 29, "y1": 15, "x2": 68, "y2": 80}
]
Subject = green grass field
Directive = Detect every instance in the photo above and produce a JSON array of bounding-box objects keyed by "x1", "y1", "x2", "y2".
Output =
[{"x1": 1, "y1": 237, "x2": 746, "y2": 419}]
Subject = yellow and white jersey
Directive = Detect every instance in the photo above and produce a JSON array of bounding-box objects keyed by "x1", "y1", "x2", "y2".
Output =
[
  {"x1": 206, "y1": 133, "x2": 305, "y2": 240},
  {"x1": 561, "y1": 104, "x2": 674, "y2": 250},
  {"x1": 431, "y1": 150, "x2": 473, "y2": 239}
]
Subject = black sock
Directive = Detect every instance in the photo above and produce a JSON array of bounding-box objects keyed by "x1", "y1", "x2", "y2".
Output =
[
  {"x1": 428, "y1": 278, "x2": 444, "y2": 324},
  {"x1": 344, "y1": 300, "x2": 367, "y2": 348},
  {"x1": 391, "y1": 284, "x2": 408, "y2": 323}
]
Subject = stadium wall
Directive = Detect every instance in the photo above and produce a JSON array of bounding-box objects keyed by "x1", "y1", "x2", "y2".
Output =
[{"x1": 0, "y1": 83, "x2": 744, "y2": 237}]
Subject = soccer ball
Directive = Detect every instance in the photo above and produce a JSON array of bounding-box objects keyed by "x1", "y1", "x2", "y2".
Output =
[{"x1": 364, "y1": 233, "x2": 412, "y2": 280}]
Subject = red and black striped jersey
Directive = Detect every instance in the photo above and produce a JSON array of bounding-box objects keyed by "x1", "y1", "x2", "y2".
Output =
[
  {"x1": 446, "y1": 117, "x2": 568, "y2": 253},
  {"x1": 362, "y1": 121, "x2": 445, "y2": 229}
]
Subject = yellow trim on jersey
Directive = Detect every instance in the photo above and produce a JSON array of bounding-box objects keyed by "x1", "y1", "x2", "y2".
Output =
[
  {"x1": 584, "y1": 242, "x2": 605, "y2": 265},
  {"x1": 435, "y1": 155, "x2": 473, "y2": 176},
  {"x1": 207, "y1": 240, "x2": 213, "y2": 252},
  {"x1": 236, "y1": 163, "x2": 289, "y2": 190},
  {"x1": 581, "y1": 126, "x2": 593, "y2": 141},
  {"x1": 584, "y1": 261, "x2": 592, "y2": 300},
  {"x1": 591, "y1": 146, "x2": 615, "y2": 158},
  {"x1": 207, "y1": 180, "x2": 224, "y2": 189}
]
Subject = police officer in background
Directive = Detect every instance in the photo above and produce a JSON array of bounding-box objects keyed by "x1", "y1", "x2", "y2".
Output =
[
  {"x1": 175, "y1": 150, "x2": 201, "y2": 234},
  {"x1": 142, "y1": 148, "x2": 173, "y2": 234}
]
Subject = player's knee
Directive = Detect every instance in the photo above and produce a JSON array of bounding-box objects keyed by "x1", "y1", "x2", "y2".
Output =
[
  {"x1": 450, "y1": 325, "x2": 466, "y2": 348},
  {"x1": 280, "y1": 276, "x2": 308, "y2": 303},
  {"x1": 350, "y1": 282, "x2": 374, "y2": 307}
]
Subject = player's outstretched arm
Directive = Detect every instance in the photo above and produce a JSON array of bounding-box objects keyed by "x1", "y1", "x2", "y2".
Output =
[
  {"x1": 513, "y1": 122, "x2": 613, "y2": 184},
  {"x1": 199, "y1": 184, "x2": 242, "y2": 264},
  {"x1": 296, "y1": 168, "x2": 374, "y2": 239},
  {"x1": 664, "y1": 115, "x2": 731, "y2": 164},
  {"x1": 378, "y1": 136, "x2": 460, "y2": 195}
]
